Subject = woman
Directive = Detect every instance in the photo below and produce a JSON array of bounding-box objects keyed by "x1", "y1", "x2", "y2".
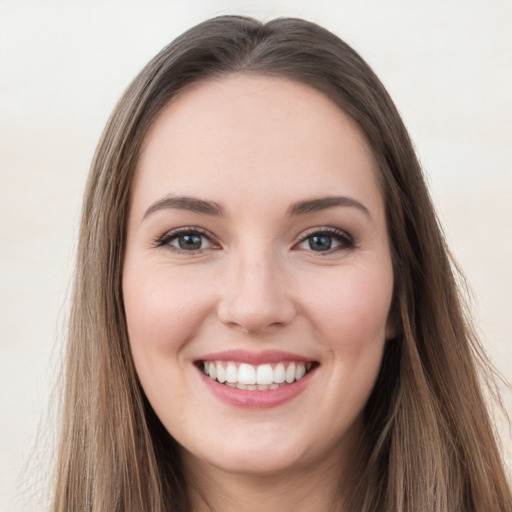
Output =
[{"x1": 53, "y1": 15, "x2": 511, "y2": 512}]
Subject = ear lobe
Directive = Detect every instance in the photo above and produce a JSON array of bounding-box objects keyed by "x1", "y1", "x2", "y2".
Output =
[
  {"x1": 385, "y1": 311, "x2": 398, "y2": 341},
  {"x1": 385, "y1": 325, "x2": 396, "y2": 341}
]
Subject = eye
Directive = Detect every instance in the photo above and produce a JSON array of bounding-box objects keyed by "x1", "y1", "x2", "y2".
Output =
[
  {"x1": 154, "y1": 228, "x2": 219, "y2": 253},
  {"x1": 172, "y1": 233, "x2": 210, "y2": 251},
  {"x1": 295, "y1": 228, "x2": 354, "y2": 253}
]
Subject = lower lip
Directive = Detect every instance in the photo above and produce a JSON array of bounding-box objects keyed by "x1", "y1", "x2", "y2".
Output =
[{"x1": 199, "y1": 367, "x2": 316, "y2": 409}]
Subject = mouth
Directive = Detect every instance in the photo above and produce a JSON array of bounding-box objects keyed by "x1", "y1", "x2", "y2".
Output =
[
  {"x1": 195, "y1": 350, "x2": 319, "y2": 408},
  {"x1": 198, "y1": 360, "x2": 318, "y2": 391}
]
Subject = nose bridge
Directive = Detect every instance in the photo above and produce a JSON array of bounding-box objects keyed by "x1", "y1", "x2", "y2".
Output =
[{"x1": 217, "y1": 242, "x2": 295, "y2": 333}]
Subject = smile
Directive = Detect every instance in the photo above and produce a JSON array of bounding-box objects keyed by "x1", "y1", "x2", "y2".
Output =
[{"x1": 202, "y1": 361, "x2": 314, "y2": 390}]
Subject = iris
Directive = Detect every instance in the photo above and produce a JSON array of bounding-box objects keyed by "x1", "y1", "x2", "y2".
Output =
[
  {"x1": 178, "y1": 234, "x2": 203, "y2": 250},
  {"x1": 308, "y1": 234, "x2": 332, "y2": 251}
]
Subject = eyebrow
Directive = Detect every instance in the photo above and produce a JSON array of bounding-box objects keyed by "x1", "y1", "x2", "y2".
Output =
[
  {"x1": 287, "y1": 196, "x2": 371, "y2": 218},
  {"x1": 143, "y1": 195, "x2": 224, "y2": 219},
  {"x1": 143, "y1": 194, "x2": 370, "y2": 221}
]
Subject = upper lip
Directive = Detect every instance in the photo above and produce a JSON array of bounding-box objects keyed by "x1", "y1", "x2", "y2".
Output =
[{"x1": 198, "y1": 349, "x2": 316, "y2": 365}]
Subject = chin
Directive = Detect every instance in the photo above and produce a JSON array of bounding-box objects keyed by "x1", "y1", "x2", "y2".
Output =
[
  {"x1": 181, "y1": 426, "x2": 342, "y2": 479},
  {"x1": 188, "y1": 448, "x2": 308, "y2": 478}
]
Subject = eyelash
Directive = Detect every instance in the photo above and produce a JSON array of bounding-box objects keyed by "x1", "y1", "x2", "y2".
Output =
[
  {"x1": 153, "y1": 226, "x2": 355, "y2": 255},
  {"x1": 294, "y1": 227, "x2": 355, "y2": 254},
  {"x1": 153, "y1": 227, "x2": 219, "y2": 254}
]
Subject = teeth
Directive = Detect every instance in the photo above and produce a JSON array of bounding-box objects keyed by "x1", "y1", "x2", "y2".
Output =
[
  {"x1": 238, "y1": 363, "x2": 256, "y2": 385},
  {"x1": 295, "y1": 363, "x2": 306, "y2": 381},
  {"x1": 216, "y1": 363, "x2": 226, "y2": 383},
  {"x1": 256, "y1": 364, "x2": 273, "y2": 385},
  {"x1": 226, "y1": 362, "x2": 238, "y2": 383},
  {"x1": 202, "y1": 360, "x2": 313, "y2": 389},
  {"x1": 274, "y1": 363, "x2": 285, "y2": 383},
  {"x1": 285, "y1": 362, "x2": 296, "y2": 383}
]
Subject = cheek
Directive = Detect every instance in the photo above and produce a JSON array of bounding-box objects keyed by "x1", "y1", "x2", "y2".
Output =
[
  {"x1": 122, "y1": 267, "x2": 206, "y2": 421},
  {"x1": 123, "y1": 265, "x2": 214, "y2": 358},
  {"x1": 302, "y1": 265, "x2": 393, "y2": 347}
]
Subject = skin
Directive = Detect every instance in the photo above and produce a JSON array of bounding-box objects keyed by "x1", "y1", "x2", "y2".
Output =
[{"x1": 123, "y1": 75, "x2": 395, "y2": 511}]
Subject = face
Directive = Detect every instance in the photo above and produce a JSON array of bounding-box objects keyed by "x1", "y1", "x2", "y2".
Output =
[{"x1": 123, "y1": 75, "x2": 395, "y2": 479}]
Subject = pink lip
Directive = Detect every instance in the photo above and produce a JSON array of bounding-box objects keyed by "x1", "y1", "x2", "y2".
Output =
[
  {"x1": 199, "y1": 349, "x2": 314, "y2": 365},
  {"x1": 196, "y1": 354, "x2": 318, "y2": 409},
  {"x1": 199, "y1": 371, "x2": 315, "y2": 408}
]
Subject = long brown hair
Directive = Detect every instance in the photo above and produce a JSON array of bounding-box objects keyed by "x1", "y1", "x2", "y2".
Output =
[{"x1": 53, "y1": 15, "x2": 511, "y2": 511}]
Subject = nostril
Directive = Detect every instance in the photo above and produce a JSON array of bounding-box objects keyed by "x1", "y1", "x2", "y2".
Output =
[
  {"x1": 222, "y1": 319, "x2": 288, "y2": 335},
  {"x1": 217, "y1": 291, "x2": 297, "y2": 334}
]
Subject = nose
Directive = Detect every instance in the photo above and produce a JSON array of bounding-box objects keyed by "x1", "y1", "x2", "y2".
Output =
[{"x1": 217, "y1": 249, "x2": 297, "y2": 334}]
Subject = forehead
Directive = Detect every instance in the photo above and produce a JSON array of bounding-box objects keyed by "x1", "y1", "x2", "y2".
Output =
[{"x1": 133, "y1": 75, "x2": 383, "y2": 218}]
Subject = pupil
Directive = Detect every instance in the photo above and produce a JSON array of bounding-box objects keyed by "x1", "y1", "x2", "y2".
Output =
[
  {"x1": 178, "y1": 234, "x2": 202, "y2": 250},
  {"x1": 309, "y1": 235, "x2": 332, "y2": 251}
]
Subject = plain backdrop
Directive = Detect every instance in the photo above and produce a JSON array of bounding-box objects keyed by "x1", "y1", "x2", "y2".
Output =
[{"x1": 1, "y1": 1, "x2": 511, "y2": 510}]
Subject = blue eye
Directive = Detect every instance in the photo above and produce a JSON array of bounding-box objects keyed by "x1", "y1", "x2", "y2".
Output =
[
  {"x1": 296, "y1": 228, "x2": 353, "y2": 253},
  {"x1": 173, "y1": 233, "x2": 206, "y2": 251},
  {"x1": 155, "y1": 229, "x2": 216, "y2": 253},
  {"x1": 308, "y1": 234, "x2": 333, "y2": 251}
]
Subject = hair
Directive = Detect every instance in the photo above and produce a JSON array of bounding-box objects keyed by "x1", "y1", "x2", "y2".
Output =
[{"x1": 52, "y1": 15, "x2": 511, "y2": 512}]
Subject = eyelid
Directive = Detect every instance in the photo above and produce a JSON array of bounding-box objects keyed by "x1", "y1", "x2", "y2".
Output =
[
  {"x1": 293, "y1": 226, "x2": 355, "y2": 252},
  {"x1": 153, "y1": 226, "x2": 221, "y2": 253},
  {"x1": 152, "y1": 225, "x2": 354, "y2": 254}
]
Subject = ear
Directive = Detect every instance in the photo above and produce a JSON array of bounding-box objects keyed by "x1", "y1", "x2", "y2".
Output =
[
  {"x1": 385, "y1": 308, "x2": 398, "y2": 341},
  {"x1": 385, "y1": 323, "x2": 396, "y2": 341}
]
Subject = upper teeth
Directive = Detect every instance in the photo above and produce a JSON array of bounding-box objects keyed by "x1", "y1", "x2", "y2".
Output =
[{"x1": 203, "y1": 361, "x2": 311, "y2": 386}]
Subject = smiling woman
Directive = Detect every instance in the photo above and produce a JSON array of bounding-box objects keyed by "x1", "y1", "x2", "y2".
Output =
[
  {"x1": 123, "y1": 76, "x2": 394, "y2": 489},
  {"x1": 53, "y1": 15, "x2": 511, "y2": 512}
]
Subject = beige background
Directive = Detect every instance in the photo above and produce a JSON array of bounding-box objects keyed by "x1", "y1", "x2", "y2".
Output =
[{"x1": 1, "y1": 1, "x2": 511, "y2": 510}]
